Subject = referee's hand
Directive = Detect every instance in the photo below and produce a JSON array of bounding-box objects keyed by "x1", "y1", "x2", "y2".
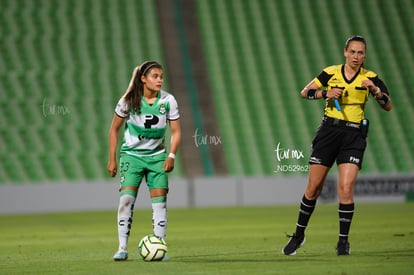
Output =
[
  {"x1": 328, "y1": 87, "x2": 343, "y2": 99},
  {"x1": 361, "y1": 79, "x2": 375, "y2": 91}
]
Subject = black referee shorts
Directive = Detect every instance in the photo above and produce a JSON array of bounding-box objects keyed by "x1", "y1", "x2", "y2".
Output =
[{"x1": 309, "y1": 118, "x2": 367, "y2": 169}]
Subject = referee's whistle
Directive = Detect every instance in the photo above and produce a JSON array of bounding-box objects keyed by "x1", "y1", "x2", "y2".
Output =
[{"x1": 334, "y1": 99, "x2": 341, "y2": 111}]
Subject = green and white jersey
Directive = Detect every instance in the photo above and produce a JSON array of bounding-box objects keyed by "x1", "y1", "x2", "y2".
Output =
[{"x1": 115, "y1": 90, "x2": 180, "y2": 157}]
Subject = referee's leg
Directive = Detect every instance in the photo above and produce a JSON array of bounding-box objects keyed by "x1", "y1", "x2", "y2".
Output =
[
  {"x1": 282, "y1": 164, "x2": 330, "y2": 255},
  {"x1": 337, "y1": 163, "x2": 359, "y2": 203},
  {"x1": 304, "y1": 164, "x2": 330, "y2": 200},
  {"x1": 336, "y1": 163, "x2": 359, "y2": 255},
  {"x1": 299, "y1": 164, "x2": 330, "y2": 234}
]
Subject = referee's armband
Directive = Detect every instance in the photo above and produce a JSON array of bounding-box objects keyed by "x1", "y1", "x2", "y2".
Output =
[{"x1": 306, "y1": 89, "x2": 318, "y2": 100}]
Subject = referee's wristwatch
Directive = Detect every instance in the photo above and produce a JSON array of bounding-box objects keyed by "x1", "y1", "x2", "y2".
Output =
[{"x1": 373, "y1": 87, "x2": 381, "y2": 98}]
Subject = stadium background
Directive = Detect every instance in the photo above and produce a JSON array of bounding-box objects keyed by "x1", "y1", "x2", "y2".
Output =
[{"x1": 0, "y1": 0, "x2": 413, "y2": 214}]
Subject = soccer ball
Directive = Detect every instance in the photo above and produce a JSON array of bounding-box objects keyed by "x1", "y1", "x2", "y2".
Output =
[{"x1": 138, "y1": 234, "x2": 168, "y2": 261}]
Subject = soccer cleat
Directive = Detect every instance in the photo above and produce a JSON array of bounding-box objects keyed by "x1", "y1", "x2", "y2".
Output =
[
  {"x1": 336, "y1": 240, "x2": 350, "y2": 256},
  {"x1": 282, "y1": 233, "x2": 305, "y2": 255},
  {"x1": 113, "y1": 250, "x2": 128, "y2": 261}
]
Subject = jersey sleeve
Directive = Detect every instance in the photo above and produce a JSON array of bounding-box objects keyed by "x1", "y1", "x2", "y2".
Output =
[
  {"x1": 114, "y1": 97, "x2": 130, "y2": 118},
  {"x1": 371, "y1": 76, "x2": 389, "y2": 95},
  {"x1": 167, "y1": 95, "x2": 180, "y2": 120},
  {"x1": 314, "y1": 66, "x2": 336, "y2": 87}
]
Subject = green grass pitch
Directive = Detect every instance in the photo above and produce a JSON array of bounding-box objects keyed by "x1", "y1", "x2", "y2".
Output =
[{"x1": 1, "y1": 203, "x2": 413, "y2": 274}]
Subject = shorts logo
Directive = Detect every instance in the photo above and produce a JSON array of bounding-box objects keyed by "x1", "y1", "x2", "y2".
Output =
[
  {"x1": 349, "y1": 156, "x2": 360, "y2": 164},
  {"x1": 309, "y1": 156, "x2": 322, "y2": 164}
]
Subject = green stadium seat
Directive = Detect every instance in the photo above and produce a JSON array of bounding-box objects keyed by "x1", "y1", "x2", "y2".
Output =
[
  {"x1": 196, "y1": 0, "x2": 414, "y2": 175},
  {"x1": 0, "y1": 0, "x2": 412, "y2": 182},
  {"x1": 0, "y1": 0, "x2": 179, "y2": 183}
]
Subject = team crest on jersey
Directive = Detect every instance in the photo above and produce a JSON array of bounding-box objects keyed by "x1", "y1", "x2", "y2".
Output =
[{"x1": 159, "y1": 104, "x2": 166, "y2": 114}]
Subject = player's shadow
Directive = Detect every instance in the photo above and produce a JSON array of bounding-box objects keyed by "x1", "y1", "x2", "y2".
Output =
[{"x1": 173, "y1": 250, "x2": 326, "y2": 263}]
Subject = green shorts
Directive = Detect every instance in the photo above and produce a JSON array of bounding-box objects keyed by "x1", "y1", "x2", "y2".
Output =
[{"x1": 119, "y1": 153, "x2": 168, "y2": 191}]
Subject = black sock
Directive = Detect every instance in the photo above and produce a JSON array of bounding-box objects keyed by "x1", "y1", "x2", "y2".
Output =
[
  {"x1": 338, "y1": 203, "x2": 354, "y2": 242},
  {"x1": 295, "y1": 195, "x2": 316, "y2": 236}
]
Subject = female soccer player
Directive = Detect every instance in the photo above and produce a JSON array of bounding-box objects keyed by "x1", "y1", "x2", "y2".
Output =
[
  {"x1": 282, "y1": 36, "x2": 392, "y2": 256},
  {"x1": 107, "y1": 61, "x2": 181, "y2": 261}
]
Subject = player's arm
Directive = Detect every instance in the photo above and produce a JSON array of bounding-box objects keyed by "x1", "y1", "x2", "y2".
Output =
[
  {"x1": 163, "y1": 119, "x2": 181, "y2": 172},
  {"x1": 107, "y1": 114, "x2": 125, "y2": 177}
]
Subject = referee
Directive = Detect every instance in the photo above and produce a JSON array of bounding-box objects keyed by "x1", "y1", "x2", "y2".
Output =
[{"x1": 282, "y1": 36, "x2": 392, "y2": 256}]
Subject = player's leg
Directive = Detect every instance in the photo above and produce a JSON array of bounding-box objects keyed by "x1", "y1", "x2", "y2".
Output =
[
  {"x1": 113, "y1": 155, "x2": 143, "y2": 261},
  {"x1": 144, "y1": 153, "x2": 169, "y2": 239},
  {"x1": 150, "y1": 188, "x2": 168, "y2": 239},
  {"x1": 116, "y1": 187, "x2": 138, "y2": 251},
  {"x1": 148, "y1": 188, "x2": 169, "y2": 261},
  {"x1": 146, "y1": 153, "x2": 170, "y2": 261}
]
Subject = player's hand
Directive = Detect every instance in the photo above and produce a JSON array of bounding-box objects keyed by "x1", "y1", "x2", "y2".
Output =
[
  {"x1": 328, "y1": 87, "x2": 343, "y2": 99},
  {"x1": 107, "y1": 161, "x2": 117, "y2": 177},
  {"x1": 163, "y1": 157, "x2": 175, "y2": 173}
]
